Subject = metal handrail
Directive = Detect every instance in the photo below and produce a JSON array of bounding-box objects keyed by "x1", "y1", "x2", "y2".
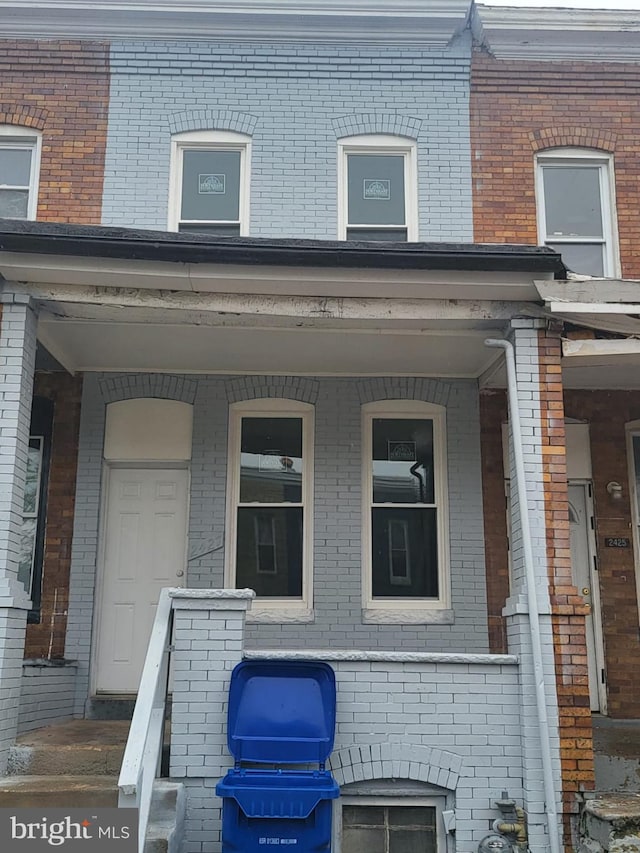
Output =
[{"x1": 118, "y1": 587, "x2": 174, "y2": 853}]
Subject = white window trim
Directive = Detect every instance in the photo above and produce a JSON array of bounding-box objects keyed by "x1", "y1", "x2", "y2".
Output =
[
  {"x1": 335, "y1": 796, "x2": 446, "y2": 853},
  {"x1": 625, "y1": 421, "x2": 640, "y2": 629},
  {"x1": 225, "y1": 398, "x2": 314, "y2": 622},
  {"x1": 361, "y1": 400, "x2": 451, "y2": 623},
  {"x1": 0, "y1": 125, "x2": 42, "y2": 220},
  {"x1": 168, "y1": 129, "x2": 251, "y2": 235},
  {"x1": 535, "y1": 147, "x2": 620, "y2": 277},
  {"x1": 337, "y1": 134, "x2": 418, "y2": 241}
]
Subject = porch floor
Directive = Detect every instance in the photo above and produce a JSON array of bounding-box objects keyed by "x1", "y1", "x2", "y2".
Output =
[{"x1": 592, "y1": 715, "x2": 640, "y2": 793}]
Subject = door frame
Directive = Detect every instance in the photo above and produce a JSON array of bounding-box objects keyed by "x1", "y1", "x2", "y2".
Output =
[
  {"x1": 90, "y1": 460, "x2": 190, "y2": 696},
  {"x1": 568, "y1": 479, "x2": 607, "y2": 715}
]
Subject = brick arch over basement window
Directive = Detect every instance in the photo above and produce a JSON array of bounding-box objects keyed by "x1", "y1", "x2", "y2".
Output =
[
  {"x1": 328, "y1": 743, "x2": 462, "y2": 790},
  {"x1": 0, "y1": 104, "x2": 48, "y2": 130},
  {"x1": 529, "y1": 126, "x2": 617, "y2": 153}
]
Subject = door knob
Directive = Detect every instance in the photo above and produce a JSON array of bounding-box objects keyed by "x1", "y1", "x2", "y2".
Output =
[{"x1": 176, "y1": 570, "x2": 184, "y2": 577}]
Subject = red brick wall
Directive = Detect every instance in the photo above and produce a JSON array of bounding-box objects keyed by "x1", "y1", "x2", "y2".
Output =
[
  {"x1": 471, "y1": 52, "x2": 640, "y2": 278},
  {"x1": 564, "y1": 390, "x2": 640, "y2": 719},
  {"x1": 538, "y1": 332, "x2": 594, "y2": 848},
  {"x1": 25, "y1": 373, "x2": 83, "y2": 659},
  {"x1": 0, "y1": 41, "x2": 109, "y2": 223}
]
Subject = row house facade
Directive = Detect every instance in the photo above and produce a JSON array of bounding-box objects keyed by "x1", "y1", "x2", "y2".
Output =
[{"x1": 1, "y1": 2, "x2": 640, "y2": 852}]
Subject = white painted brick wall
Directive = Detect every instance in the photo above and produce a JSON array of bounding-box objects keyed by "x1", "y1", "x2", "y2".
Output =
[
  {"x1": 17, "y1": 662, "x2": 78, "y2": 734},
  {"x1": 101, "y1": 35, "x2": 473, "y2": 242}
]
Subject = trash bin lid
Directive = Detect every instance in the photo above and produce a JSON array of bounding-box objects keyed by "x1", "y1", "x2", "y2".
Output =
[{"x1": 227, "y1": 660, "x2": 336, "y2": 764}]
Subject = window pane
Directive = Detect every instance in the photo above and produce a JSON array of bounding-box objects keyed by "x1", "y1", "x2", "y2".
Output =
[
  {"x1": 372, "y1": 508, "x2": 438, "y2": 597},
  {"x1": 347, "y1": 154, "x2": 406, "y2": 226},
  {"x1": 236, "y1": 507, "x2": 302, "y2": 596},
  {"x1": 0, "y1": 188, "x2": 29, "y2": 218},
  {"x1": 23, "y1": 438, "x2": 43, "y2": 514},
  {"x1": 181, "y1": 149, "x2": 241, "y2": 222},
  {"x1": 372, "y1": 418, "x2": 434, "y2": 504},
  {"x1": 346, "y1": 228, "x2": 408, "y2": 242},
  {"x1": 240, "y1": 417, "x2": 302, "y2": 503},
  {"x1": 388, "y1": 807, "x2": 436, "y2": 828},
  {"x1": 0, "y1": 147, "x2": 32, "y2": 186},
  {"x1": 343, "y1": 807, "x2": 386, "y2": 827},
  {"x1": 342, "y1": 828, "x2": 386, "y2": 853},
  {"x1": 17, "y1": 517, "x2": 37, "y2": 595},
  {"x1": 547, "y1": 242, "x2": 604, "y2": 277},
  {"x1": 389, "y1": 829, "x2": 436, "y2": 853},
  {"x1": 178, "y1": 223, "x2": 241, "y2": 236},
  {"x1": 542, "y1": 166, "x2": 603, "y2": 238}
]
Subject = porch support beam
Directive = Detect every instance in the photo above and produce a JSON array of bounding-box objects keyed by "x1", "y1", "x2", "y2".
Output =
[
  {"x1": 0, "y1": 290, "x2": 37, "y2": 774},
  {"x1": 22, "y1": 283, "x2": 523, "y2": 322}
]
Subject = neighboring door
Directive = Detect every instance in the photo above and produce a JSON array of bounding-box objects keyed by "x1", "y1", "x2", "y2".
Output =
[
  {"x1": 95, "y1": 467, "x2": 189, "y2": 693},
  {"x1": 568, "y1": 482, "x2": 606, "y2": 713}
]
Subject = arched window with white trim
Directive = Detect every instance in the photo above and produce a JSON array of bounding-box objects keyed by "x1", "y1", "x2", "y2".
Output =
[
  {"x1": 535, "y1": 147, "x2": 619, "y2": 277},
  {"x1": 338, "y1": 135, "x2": 418, "y2": 241},
  {"x1": 168, "y1": 130, "x2": 251, "y2": 236},
  {"x1": 0, "y1": 125, "x2": 42, "y2": 220}
]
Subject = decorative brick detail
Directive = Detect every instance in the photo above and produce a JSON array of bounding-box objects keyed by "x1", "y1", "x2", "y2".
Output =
[
  {"x1": 99, "y1": 373, "x2": 197, "y2": 404},
  {"x1": 332, "y1": 113, "x2": 422, "y2": 140},
  {"x1": 357, "y1": 377, "x2": 451, "y2": 406},
  {"x1": 24, "y1": 372, "x2": 83, "y2": 660},
  {"x1": 329, "y1": 742, "x2": 461, "y2": 790},
  {"x1": 167, "y1": 109, "x2": 258, "y2": 136},
  {"x1": 529, "y1": 126, "x2": 616, "y2": 153},
  {"x1": 471, "y1": 51, "x2": 640, "y2": 277},
  {"x1": 537, "y1": 329, "x2": 594, "y2": 848},
  {"x1": 0, "y1": 103, "x2": 48, "y2": 130},
  {"x1": 479, "y1": 389, "x2": 509, "y2": 654},
  {"x1": 0, "y1": 41, "x2": 109, "y2": 224},
  {"x1": 225, "y1": 376, "x2": 319, "y2": 404}
]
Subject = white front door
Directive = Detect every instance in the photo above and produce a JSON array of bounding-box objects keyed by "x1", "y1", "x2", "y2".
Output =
[
  {"x1": 568, "y1": 482, "x2": 606, "y2": 713},
  {"x1": 95, "y1": 467, "x2": 189, "y2": 693}
]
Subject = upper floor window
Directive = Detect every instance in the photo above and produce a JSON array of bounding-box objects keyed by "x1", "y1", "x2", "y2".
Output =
[
  {"x1": 225, "y1": 399, "x2": 314, "y2": 618},
  {"x1": 362, "y1": 400, "x2": 449, "y2": 620},
  {"x1": 535, "y1": 148, "x2": 619, "y2": 277},
  {"x1": 0, "y1": 126, "x2": 42, "y2": 220},
  {"x1": 168, "y1": 130, "x2": 251, "y2": 236},
  {"x1": 338, "y1": 135, "x2": 418, "y2": 241}
]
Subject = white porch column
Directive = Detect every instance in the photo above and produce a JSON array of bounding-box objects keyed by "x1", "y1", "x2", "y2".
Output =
[
  {"x1": 503, "y1": 318, "x2": 563, "y2": 852},
  {"x1": 0, "y1": 293, "x2": 37, "y2": 774},
  {"x1": 169, "y1": 588, "x2": 254, "y2": 853}
]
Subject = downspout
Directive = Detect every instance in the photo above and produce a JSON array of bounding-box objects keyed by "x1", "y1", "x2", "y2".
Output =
[{"x1": 484, "y1": 338, "x2": 562, "y2": 853}]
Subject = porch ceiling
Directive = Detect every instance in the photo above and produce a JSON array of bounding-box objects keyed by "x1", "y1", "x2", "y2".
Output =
[{"x1": 36, "y1": 309, "x2": 508, "y2": 376}]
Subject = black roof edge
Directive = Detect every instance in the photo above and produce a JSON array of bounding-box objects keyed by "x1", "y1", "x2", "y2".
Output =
[{"x1": 0, "y1": 218, "x2": 567, "y2": 276}]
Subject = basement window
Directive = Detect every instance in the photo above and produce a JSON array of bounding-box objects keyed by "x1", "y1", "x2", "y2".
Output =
[{"x1": 340, "y1": 800, "x2": 441, "y2": 853}]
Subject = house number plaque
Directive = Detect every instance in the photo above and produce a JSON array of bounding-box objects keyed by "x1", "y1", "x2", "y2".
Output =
[{"x1": 605, "y1": 537, "x2": 630, "y2": 548}]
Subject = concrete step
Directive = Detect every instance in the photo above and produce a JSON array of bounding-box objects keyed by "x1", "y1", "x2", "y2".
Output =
[
  {"x1": 0, "y1": 775, "x2": 119, "y2": 809},
  {"x1": 144, "y1": 781, "x2": 186, "y2": 853},
  {"x1": 594, "y1": 719, "x2": 640, "y2": 792},
  {"x1": 580, "y1": 793, "x2": 640, "y2": 853},
  {"x1": 8, "y1": 720, "x2": 130, "y2": 776}
]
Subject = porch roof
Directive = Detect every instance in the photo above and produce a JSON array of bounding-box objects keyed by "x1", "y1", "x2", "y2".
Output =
[{"x1": 0, "y1": 218, "x2": 566, "y2": 275}]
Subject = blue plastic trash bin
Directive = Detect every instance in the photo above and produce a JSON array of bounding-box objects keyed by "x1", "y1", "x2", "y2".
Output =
[{"x1": 216, "y1": 660, "x2": 340, "y2": 852}]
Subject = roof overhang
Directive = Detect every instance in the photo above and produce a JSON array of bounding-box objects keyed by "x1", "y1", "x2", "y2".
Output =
[
  {"x1": 0, "y1": 0, "x2": 471, "y2": 44},
  {"x1": 0, "y1": 219, "x2": 562, "y2": 377},
  {"x1": 474, "y1": 4, "x2": 640, "y2": 62},
  {"x1": 531, "y1": 277, "x2": 640, "y2": 390}
]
